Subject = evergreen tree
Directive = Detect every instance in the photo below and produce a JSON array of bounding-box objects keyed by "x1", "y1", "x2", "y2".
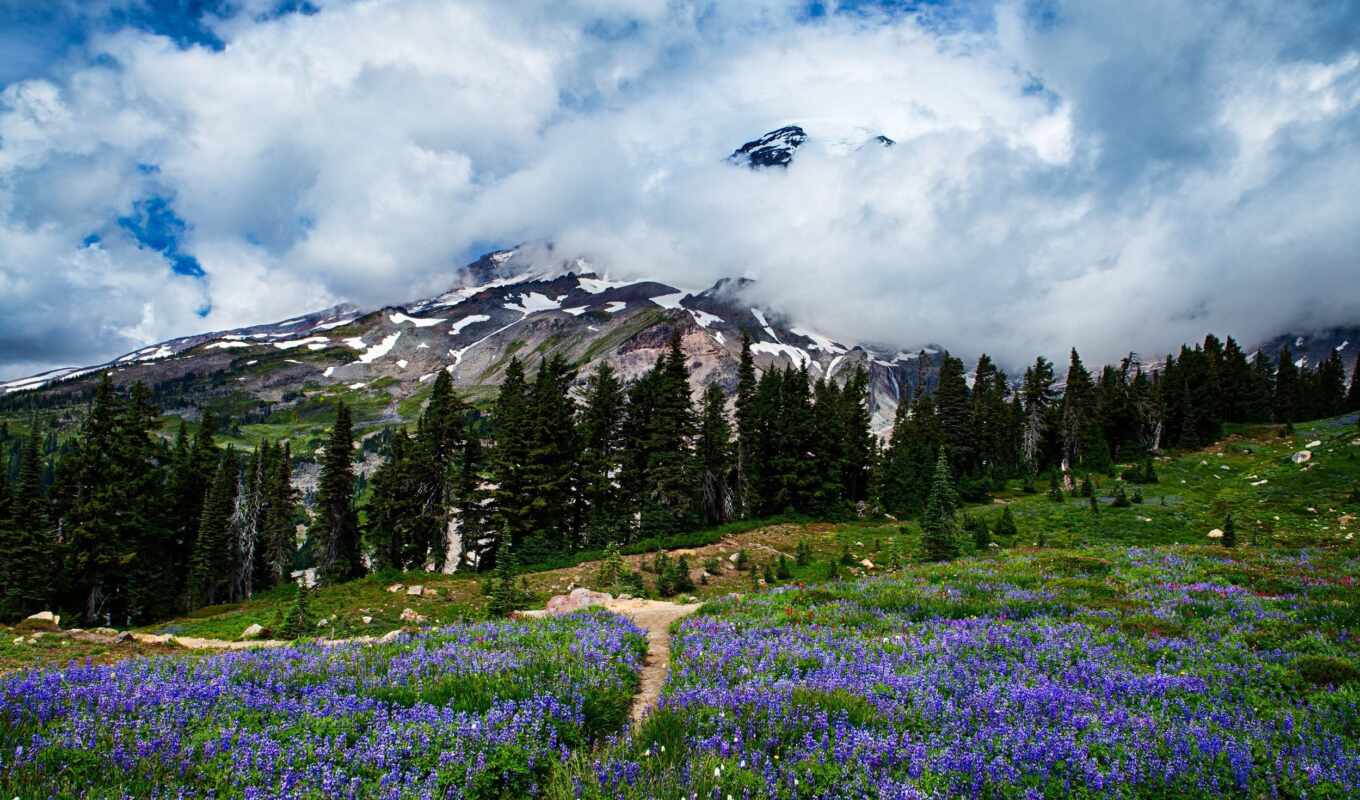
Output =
[
  {"x1": 697, "y1": 383, "x2": 734, "y2": 525},
  {"x1": 312, "y1": 402, "x2": 363, "y2": 584},
  {"x1": 934, "y1": 353, "x2": 973, "y2": 474},
  {"x1": 410, "y1": 370, "x2": 467, "y2": 571},
  {"x1": 1021, "y1": 356, "x2": 1058, "y2": 471},
  {"x1": 455, "y1": 431, "x2": 492, "y2": 570},
  {"x1": 278, "y1": 585, "x2": 314, "y2": 639},
  {"x1": 734, "y1": 334, "x2": 760, "y2": 517},
  {"x1": 994, "y1": 506, "x2": 1018, "y2": 538},
  {"x1": 520, "y1": 355, "x2": 580, "y2": 559},
  {"x1": 261, "y1": 442, "x2": 298, "y2": 587},
  {"x1": 487, "y1": 539, "x2": 524, "y2": 617},
  {"x1": 2, "y1": 422, "x2": 50, "y2": 619},
  {"x1": 920, "y1": 448, "x2": 959, "y2": 562},
  {"x1": 365, "y1": 429, "x2": 418, "y2": 570},
  {"x1": 491, "y1": 358, "x2": 533, "y2": 558},
  {"x1": 1274, "y1": 346, "x2": 1300, "y2": 425},
  {"x1": 190, "y1": 448, "x2": 239, "y2": 608},
  {"x1": 840, "y1": 366, "x2": 875, "y2": 503},
  {"x1": 1222, "y1": 513, "x2": 1237, "y2": 548},
  {"x1": 579, "y1": 362, "x2": 625, "y2": 547},
  {"x1": 1316, "y1": 350, "x2": 1347, "y2": 419}
]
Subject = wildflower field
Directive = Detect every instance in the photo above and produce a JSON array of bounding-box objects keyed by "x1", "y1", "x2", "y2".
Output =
[
  {"x1": 564, "y1": 547, "x2": 1360, "y2": 799},
  {"x1": 0, "y1": 612, "x2": 646, "y2": 799}
]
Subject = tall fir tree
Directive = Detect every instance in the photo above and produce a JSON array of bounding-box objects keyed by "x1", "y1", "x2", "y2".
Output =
[
  {"x1": 312, "y1": 402, "x2": 363, "y2": 584},
  {"x1": 696, "y1": 383, "x2": 734, "y2": 526},
  {"x1": 579, "y1": 362, "x2": 626, "y2": 548},
  {"x1": 734, "y1": 333, "x2": 760, "y2": 518},
  {"x1": 490, "y1": 358, "x2": 533, "y2": 560},
  {"x1": 933, "y1": 353, "x2": 973, "y2": 474},
  {"x1": 520, "y1": 355, "x2": 581, "y2": 560},
  {"x1": 261, "y1": 442, "x2": 298, "y2": 587},
  {"x1": 2, "y1": 422, "x2": 50, "y2": 619},
  {"x1": 1315, "y1": 350, "x2": 1347, "y2": 419},
  {"x1": 1274, "y1": 346, "x2": 1299, "y2": 425},
  {"x1": 190, "y1": 448, "x2": 239, "y2": 608},
  {"x1": 840, "y1": 366, "x2": 875, "y2": 503},
  {"x1": 920, "y1": 447, "x2": 960, "y2": 562},
  {"x1": 1021, "y1": 356, "x2": 1057, "y2": 471}
]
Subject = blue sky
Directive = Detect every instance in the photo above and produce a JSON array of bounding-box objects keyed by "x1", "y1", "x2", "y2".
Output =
[{"x1": 1, "y1": 0, "x2": 1358, "y2": 379}]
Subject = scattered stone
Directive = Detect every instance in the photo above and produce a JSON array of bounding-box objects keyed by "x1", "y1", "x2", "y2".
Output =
[
  {"x1": 1251, "y1": 479, "x2": 1268, "y2": 486},
  {"x1": 361, "y1": 615, "x2": 373, "y2": 625},
  {"x1": 860, "y1": 559, "x2": 875, "y2": 570},
  {"x1": 1207, "y1": 529, "x2": 1224, "y2": 539},
  {"x1": 544, "y1": 588, "x2": 612, "y2": 615},
  {"x1": 92, "y1": 627, "x2": 120, "y2": 637},
  {"x1": 1291, "y1": 451, "x2": 1312, "y2": 464},
  {"x1": 728, "y1": 552, "x2": 741, "y2": 564},
  {"x1": 239, "y1": 623, "x2": 266, "y2": 641},
  {"x1": 386, "y1": 583, "x2": 405, "y2": 594},
  {"x1": 11, "y1": 637, "x2": 24, "y2": 645},
  {"x1": 618, "y1": 594, "x2": 634, "y2": 601},
  {"x1": 1219, "y1": 465, "x2": 1230, "y2": 471},
  {"x1": 399, "y1": 608, "x2": 426, "y2": 624},
  {"x1": 379, "y1": 630, "x2": 404, "y2": 643},
  {"x1": 113, "y1": 631, "x2": 133, "y2": 643},
  {"x1": 316, "y1": 618, "x2": 329, "y2": 627},
  {"x1": 424, "y1": 588, "x2": 439, "y2": 599},
  {"x1": 24, "y1": 611, "x2": 61, "y2": 629},
  {"x1": 406, "y1": 585, "x2": 424, "y2": 597},
  {"x1": 1306, "y1": 440, "x2": 1322, "y2": 449}
]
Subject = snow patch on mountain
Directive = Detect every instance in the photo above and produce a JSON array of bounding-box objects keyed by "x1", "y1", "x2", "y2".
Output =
[
  {"x1": 273, "y1": 336, "x2": 329, "y2": 351},
  {"x1": 311, "y1": 318, "x2": 356, "y2": 332},
  {"x1": 651, "y1": 292, "x2": 686, "y2": 310},
  {"x1": 752, "y1": 341, "x2": 810, "y2": 368},
  {"x1": 689, "y1": 309, "x2": 723, "y2": 328},
  {"x1": 355, "y1": 332, "x2": 401, "y2": 364},
  {"x1": 504, "y1": 292, "x2": 563, "y2": 315},
  {"x1": 389, "y1": 312, "x2": 445, "y2": 328},
  {"x1": 577, "y1": 276, "x2": 632, "y2": 294},
  {"x1": 605, "y1": 301, "x2": 627, "y2": 314},
  {"x1": 791, "y1": 327, "x2": 846, "y2": 354},
  {"x1": 751, "y1": 308, "x2": 779, "y2": 343},
  {"x1": 449, "y1": 315, "x2": 491, "y2": 335}
]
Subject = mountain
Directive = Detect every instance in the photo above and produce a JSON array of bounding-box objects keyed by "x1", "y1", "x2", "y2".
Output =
[
  {"x1": 1250, "y1": 327, "x2": 1359, "y2": 371},
  {"x1": 1, "y1": 246, "x2": 941, "y2": 438},
  {"x1": 728, "y1": 123, "x2": 895, "y2": 168}
]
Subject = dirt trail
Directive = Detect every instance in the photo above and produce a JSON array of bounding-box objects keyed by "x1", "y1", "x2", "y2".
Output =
[{"x1": 520, "y1": 597, "x2": 701, "y2": 725}]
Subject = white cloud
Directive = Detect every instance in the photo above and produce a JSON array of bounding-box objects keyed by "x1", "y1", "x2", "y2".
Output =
[{"x1": 1, "y1": 0, "x2": 1358, "y2": 379}]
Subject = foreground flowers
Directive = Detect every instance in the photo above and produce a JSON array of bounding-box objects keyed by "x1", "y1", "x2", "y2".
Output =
[
  {"x1": 0, "y1": 612, "x2": 646, "y2": 799},
  {"x1": 569, "y1": 547, "x2": 1360, "y2": 799}
]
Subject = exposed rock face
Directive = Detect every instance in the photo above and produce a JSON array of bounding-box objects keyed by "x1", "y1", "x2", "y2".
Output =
[
  {"x1": 3, "y1": 249, "x2": 943, "y2": 438},
  {"x1": 729, "y1": 125, "x2": 808, "y2": 168}
]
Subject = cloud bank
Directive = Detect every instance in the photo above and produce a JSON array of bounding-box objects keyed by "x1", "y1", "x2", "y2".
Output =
[{"x1": 1, "y1": 0, "x2": 1358, "y2": 378}]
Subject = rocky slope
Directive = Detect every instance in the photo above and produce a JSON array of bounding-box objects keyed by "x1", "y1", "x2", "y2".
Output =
[{"x1": 2, "y1": 246, "x2": 942, "y2": 434}]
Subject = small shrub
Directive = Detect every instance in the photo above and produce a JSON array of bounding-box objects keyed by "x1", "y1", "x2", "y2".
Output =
[
  {"x1": 839, "y1": 544, "x2": 855, "y2": 566},
  {"x1": 1111, "y1": 486, "x2": 1131, "y2": 508},
  {"x1": 795, "y1": 540, "x2": 812, "y2": 567},
  {"x1": 993, "y1": 507, "x2": 1018, "y2": 537},
  {"x1": 1132, "y1": 488, "x2": 1144, "y2": 504},
  {"x1": 775, "y1": 555, "x2": 792, "y2": 580},
  {"x1": 1294, "y1": 655, "x2": 1360, "y2": 686}
]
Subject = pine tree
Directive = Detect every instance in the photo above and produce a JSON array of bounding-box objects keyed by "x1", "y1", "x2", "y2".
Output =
[
  {"x1": 521, "y1": 355, "x2": 580, "y2": 560},
  {"x1": 455, "y1": 431, "x2": 492, "y2": 570},
  {"x1": 1060, "y1": 348, "x2": 1100, "y2": 469},
  {"x1": 840, "y1": 366, "x2": 875, "y2": 503},
  {"x1": 1316, "y1": 350, "x2": 1347, "y2": 419},
  {"x1": 278, "y1": 585, "x2": 314, "y2": 639},
  {"x1": 1222, "y1": 513, "x2": 1237, "y2": 548},
  {"x1": 795, "y1": 539, "x2": 812, "y2": 566},
  {"x1": 491, "y1": 358, "x2": 533, "y2": 557},
  {"x1": 365, "y1": 429, "x2": 417, "y2": 570},
  {"x1": 409, "y1": 370, "x2": 467, "y2": 571},
  {"x1": 313, "y1": 402, "x2": 363, "y2": 584},
  {"x1": 934, "y1": 353, "x2": 973, "y2": 474},
  {"x1": 262, "y1": 442, "x2": 298, "y2": 587},
  {"x1": 487, "y1": 539, "x2": 524, "y2": 617},
  {"x1": 2, "y1": 422, "x2": 50, "y2": 619},
  {"x1": 580, "y1": 362, "x2": 625, "y2": 548},
  {"x1": 1021, "y1": 356, "x2": 1057, "y2": 471},
  {"x1": 994, "y1": 506, "x2": 1018, "y2": 537},
  {"x1": 697, "y1": 383, "x2": 733, "y2": 526},
  {"x1": 1274, "y1": 346, "x2": 1300, "y2": 425},
  {"x1": 1048, "y1": 471, "x2": 1064, "y2": 503},
  {"x1": 734, "y1": 334, "x2": 760, "y2": 518},
  {"x1": 190, "y1": 448, "x2": 239, "y2": 608},
  {"x1": 920, "y1": 448, "x2": 959, "y2": 562}
]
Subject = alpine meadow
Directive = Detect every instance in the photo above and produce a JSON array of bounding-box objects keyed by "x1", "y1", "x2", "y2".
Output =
[{"x1": 1, "y1": 2, "x2": 1358, "y2": 799}]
